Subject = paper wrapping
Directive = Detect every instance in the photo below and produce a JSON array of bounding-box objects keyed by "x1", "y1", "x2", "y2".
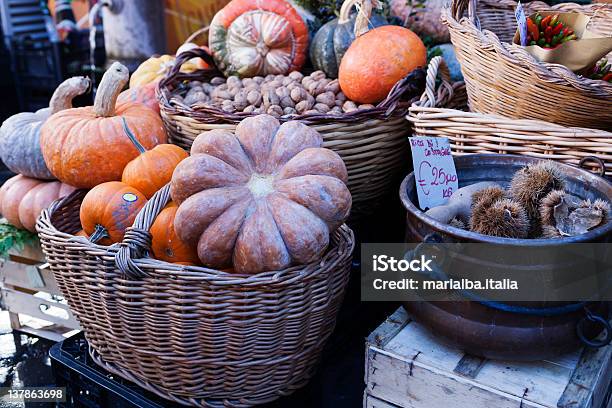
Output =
[{"x1": 513, "y1": 11, "x2": 612, "y2": 72}]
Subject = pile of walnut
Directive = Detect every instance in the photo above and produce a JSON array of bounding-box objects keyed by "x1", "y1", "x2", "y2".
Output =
[{"x1": 174, "y1": 71, "x2": 375, "y2": 117}]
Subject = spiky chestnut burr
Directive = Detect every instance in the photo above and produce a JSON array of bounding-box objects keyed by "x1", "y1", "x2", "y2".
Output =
[{"x1": 470, "y1": 198, "x2": 529, "y2": 239}]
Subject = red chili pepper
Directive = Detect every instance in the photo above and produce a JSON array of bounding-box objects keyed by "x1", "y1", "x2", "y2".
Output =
[
  {"x1": 545, "y1": 25, "x2": 553, "y2": 42},
  {"x1": 552, "y1": 23, "x2": 563, "y2": 35},
  {"x1": 603, "y1": 72, "x2": 612, "y2": 82},
  {"x1": 527, "y1": 18, "x2": 539, "y2": 41},
  {"x1": 540, "y1": 15, "x2": 552, "y2": 28}
]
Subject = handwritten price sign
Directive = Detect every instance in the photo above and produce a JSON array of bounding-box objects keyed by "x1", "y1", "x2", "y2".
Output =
[{"x1": 409, "y1": 137, "x2": 459, "y2": 210}]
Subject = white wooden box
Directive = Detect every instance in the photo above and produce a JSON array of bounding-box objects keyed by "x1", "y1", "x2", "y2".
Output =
[
  {"x1": 365, "y1": 307, "x2": 612, "y2": 408},
  {"x1": 0, "y1": 239, "x2": 80, "y2": 341}
]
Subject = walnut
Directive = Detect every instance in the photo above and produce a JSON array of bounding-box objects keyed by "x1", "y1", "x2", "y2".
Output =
[
  {"x1": 311, "y1": 70, "x2": 326, "y2": 81},
  {"x1": 316, "y1": 91, "x2": 336, "y2": 107},
  {"x1": 304, "y1": 109, "x2": 320, "y2": 115},
  {"x1": 343, "y1": 101, "x2": 358, "y2": 112},
  {"x1": 280, "y1": 96, "x2": 295, "y2": 109},
  {"x1": 283, "y1": 106, "x2": 297, "y2": 116},
  {"x1": 210, "y1": 77, "x2": 225, "y2": 85},
  {"x1": 247, "y1": 90, "x2": 262, "y2": 106},
  {"x1": 336, "y1": 91, "x2": 346, "y2": 102},
  {"x1": 290, "y1": 87, "x2": 306, "y2": 103},
  {"x1": 263, "y1": 89, "x2": 280, "y2": 107},
  {"x1": 184, "y1": 88, "x2": 206, "y2": 105},
  {"x1": 267, "y1": 105, "x2": 283, "y2": 117},
  {"x1": 330, "y1": 106, "x2": 343, "y2": 115},
  {"x1": 188, "y1": 80, "x2": 202, "y2": 89},
  {"x1": 359, "y1": 104, "x2": 375, "y2": 110},
  {"x1": 253, "y1": 76, "x2": 264, "y2": 84},
  {"x1": 234, "y1": 90, "x2": 248, "y2": 110},
  {"x1": 244, "y1": 105, "x2": 256, "y2": 114},
  {"x1": 275, "y1": 87, "x2": 290, "y2": 99},
  {"x1": 289, "y1": 71, "x2": 304, "y2": 82},
  {"x1": 324, "y1": 80, "x2": 340, "y2": 94},
  {"x1": 314, "y1": 103, "x2": 331, "y2": 113},
  {"x1": 227, "y1": 76, "x2": 241, "y2": 88},
  {"x1": 295, "y1": 99, "x2": 314, "y2": 113},
  {"x1": 211, "y1": 88, "x2": 231, "y2": 101}
]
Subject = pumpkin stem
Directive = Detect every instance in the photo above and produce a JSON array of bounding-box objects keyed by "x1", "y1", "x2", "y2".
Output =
[
  {"x1": 49, "y1": 76, "x2": 91, "y2": 114},
  {"x1": 89, "y1": 224, "x2": 110, "y2": 244},
  {"x1": 93, "y1": 62, "x2": 130, "y2": 117},
  {"x1": 121, "y1": 117, "x2": 147, "y2": 154}
]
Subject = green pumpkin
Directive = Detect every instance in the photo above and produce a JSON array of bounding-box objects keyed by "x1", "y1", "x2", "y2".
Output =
[{"x1": 310, "y1": 7, "x2": 387, "y2": 78}]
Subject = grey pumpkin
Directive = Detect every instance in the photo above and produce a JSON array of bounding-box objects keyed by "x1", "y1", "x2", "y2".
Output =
[
  {"x1": 0, "y1": 77, "x2": 90, "y2": 179},
  {"x1": 310, "y1": 0, "x2": 387, "y2": 79}
]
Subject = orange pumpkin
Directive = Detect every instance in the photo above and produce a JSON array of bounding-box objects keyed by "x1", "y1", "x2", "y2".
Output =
[
  {"x1": 338, "y1": 25, "x2": 427, "y2": 104},
  {"x1": 150, "y1": 203, "x2": 200, "y2": 264},
  {"x1": 79, "y1": 181, "x2": 147, "y2": 245},
  {"x1": 0, "y1": 175, "x2": 44, "y2": 229},
  {"x1": 117, "y1": 81, "x2": 159, "y2": 114},
  {"x1": 75, "y1": 229, "x2": 89, "y2": 238},
  {"x1": 40, "y1": 62, "x2": 167, "y2": 189},
  {"x1": 121, "y1": 119, "x2": 188, "y2": 199}
]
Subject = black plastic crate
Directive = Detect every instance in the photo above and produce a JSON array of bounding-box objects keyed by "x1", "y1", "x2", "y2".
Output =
[{"x1": 50, "y1": 333, "x2": 179, "y2": 408}]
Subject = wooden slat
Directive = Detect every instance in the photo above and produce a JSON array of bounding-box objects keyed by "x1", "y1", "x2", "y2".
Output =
[
  {"x1": 0, "y1": 288, "x2": 79, "y2": 330},
  {"x1": 8, "y1": 240, "x2": 45, "y2": 264},
  {"x1": 454, "y1": 355, "x2": 487, "y2": 379},
  {"x1": 366, "y1": 307, "x2": 410, "y2": 349},
  {"x1": 0, "y1": 260, "x2": 62, "y2": 295},
  {"x1": 364, "y1": 392, "x2": 401, "y2": 408}
]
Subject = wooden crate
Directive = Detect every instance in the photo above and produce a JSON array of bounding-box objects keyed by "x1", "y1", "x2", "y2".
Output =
[
  {"x1": 365, "y1": 307, "x2": 612, "y2": 408},
  {"x1": 0, "y1": 239, "x2": 80, "y2": 341}
]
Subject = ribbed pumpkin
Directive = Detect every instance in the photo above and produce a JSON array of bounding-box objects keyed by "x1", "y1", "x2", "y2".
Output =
[
  {"x1": 150, "y1": 203, "x2": 200, "y2": 264},
  {"x1": 209, "y1": 0, "x2": 309, "y2": 77},
  {"x1": 0, "y1": 77, "x2": 90, "y2": 179},
  {"x1": 79, "y1": 181, "x2": 147, "y2": 245},
  {"x1": 40, "y1": 62, "x2": 167, "y2": 189},
  {"x1": 129, "y1": 55, "x2": 200, "y2": 89},
  {"x1": 117, "y1": 81, "x2": 159, "y2": 113},
  {"x1": 171, "y1": 114, "x2": 352, "y2": 274},
  {"x1": 310, "y1": 0, "x2": 387, "y2": 78},
  {"x1": 0, "y1": 175, "x2": 76, "y2": 231},
  {"x1": 338, "y1": 25, "x2": 427, "y2": 104},
  {"x1": 121, "y1": 118, "x2": 188, "y2": 199}
]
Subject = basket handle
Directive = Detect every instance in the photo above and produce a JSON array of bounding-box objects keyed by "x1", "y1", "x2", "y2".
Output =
[
  {"x1": 377, "y1": 68, "x2": 426, "y2": 114},
  {"x1": 579, "y1": 156, "x2": 606, "y2": 178},
  {"x1": 114, "y1": 184, "x2": 172, "y2": 279},
  {"x1": 415, "y1": 56, "x2": 455, "y2": 109},
  {"x1": 158, "y1": 46, "x2": 218, "y2": 90},
  {"x1": 451, "y1": 0, "x2": 480, "y2": 28},
  {"x1": 184, "y1": 26, "x2": 210, "y2": 45},
  {"x1": 338, "y1": 0, "x2": 379, "y2": 36}
]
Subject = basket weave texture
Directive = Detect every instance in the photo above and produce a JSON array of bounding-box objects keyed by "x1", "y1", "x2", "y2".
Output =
[
  {"x1": 36, "y1": 184, "x2": 355, "y2": 407},
  {"x1": 408, "y1": 56, "x2": 612, "y2": 176},
  {"x1": 442, "y1": 0, "x2": 612, "y2": 130},
  {"x1": 158, "y1": 48, "x2": 425, "y2": 216}
]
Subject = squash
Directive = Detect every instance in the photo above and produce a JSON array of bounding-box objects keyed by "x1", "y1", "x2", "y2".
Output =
[
  {"x1": 150, "y1": 203, "x2": 200, "y2": 264},
  {"x1": 0, "y1": 175, "x2": 76, "y2": 231},
  {"x1": 79, "y1": 181, "x2": 147, "y2": 245},
  {"x1": 128, "y1": 55, "x2": 200, "y2": 89},
  {"x1": 40, "y1": 62, "x2": 167, "y2": 189},
  {"x1": 120, "y1": 118, "x2": 188, "y2": 199},
  {"x1": 117, "y1": 81, "x2": 159, "y2": 113},
  {"x1": 18, "y1": 181, "x2": 77, "y2": 232},
  {"x1": 310, "y1": 0, "x2": 387, "y2": 78},
  {"x1": 176, "y1": 42, "x2": 212, "y2": 71},
  {"x1": 0, "y1": 77, "x2": 90, "y2": 179},
  {"x1": 171, "y1": 114, "x2": 352, "y2": 274},
  {"x1": 338, "y1": 25, "x2": 426, "y2": 104},
  {"x1": 209, "y1": 0, "x2": 309, "y2": 77}
]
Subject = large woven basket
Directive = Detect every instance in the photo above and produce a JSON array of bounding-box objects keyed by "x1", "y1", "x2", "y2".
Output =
[
  {"x1": 408, "y1": 56, "x2": 612, "y2": 177},
  {"x1": 442, "y1": 0, "x2": 612, "y2": 130},
  {"x1": 158, "y1": 48, "x2": 425, "y2": 216},
  {"x1": 36, "y1": 185, "x2": 354, "y2": 407}
]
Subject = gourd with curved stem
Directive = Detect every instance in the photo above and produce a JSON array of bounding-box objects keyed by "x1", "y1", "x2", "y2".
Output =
[
  {"x1": 310, "y1": 0, "x2": 387, "y2": 78},
  {"x1": 40, "y1": 62, "x2": 167, "y2": 188},
  {"x1": 121, "y1": 118, "x2": 188, "y2": 199},
  {"x1": 0, "y1": 77, "x2": 90, "y2": 179}
]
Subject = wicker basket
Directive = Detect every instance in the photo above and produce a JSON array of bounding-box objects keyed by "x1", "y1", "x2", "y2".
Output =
[
  {"x1": 441, "y1": 0, "x2": 612, "y2": 130},
  {"x1": 408, "y1": 56, "x2": 612, "y2": 177},
  {"x1": 36, "y1": 185, "x2": 354, "y2": 407},
  {"x1": 158, "y1": 48, "x2": 425, "y2": 216}
]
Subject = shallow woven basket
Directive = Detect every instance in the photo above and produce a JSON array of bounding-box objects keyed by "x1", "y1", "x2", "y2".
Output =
[
  {"x1": 408, "y1": 56, "x2": 612, "y2": 177},
  {"x1": 36, "y1": 185, "x2": 354, "y2": 407},
  {"x1": 442, "y1": 0, "x2": 612, "y2": 130},
  {"x1": 158, "y1": 48, "x2": 425, "y2": 216}
]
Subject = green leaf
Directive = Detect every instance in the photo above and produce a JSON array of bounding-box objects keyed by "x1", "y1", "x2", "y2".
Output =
[{"x1": 0, "y1": 221, "x2": 37, "y2": 260}]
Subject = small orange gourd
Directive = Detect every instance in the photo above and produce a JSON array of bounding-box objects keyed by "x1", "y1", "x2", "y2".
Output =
[
  {"x1": 121, "y1": 119, "x2": 188, "y2": 199},
  {"x1": 338, "y1": 25, "x2": 427, "y2": 104},
  {"x1": 79, "y1": 181, "x2": 147, "y2": 245},
  {"x1": 150, "y1": 203, "x2": 199, "y2": 264}
]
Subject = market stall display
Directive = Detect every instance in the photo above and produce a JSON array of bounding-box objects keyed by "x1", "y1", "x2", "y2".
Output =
[{"x1": 442, "y1": 0, "x2": 612, "y2": 129}]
